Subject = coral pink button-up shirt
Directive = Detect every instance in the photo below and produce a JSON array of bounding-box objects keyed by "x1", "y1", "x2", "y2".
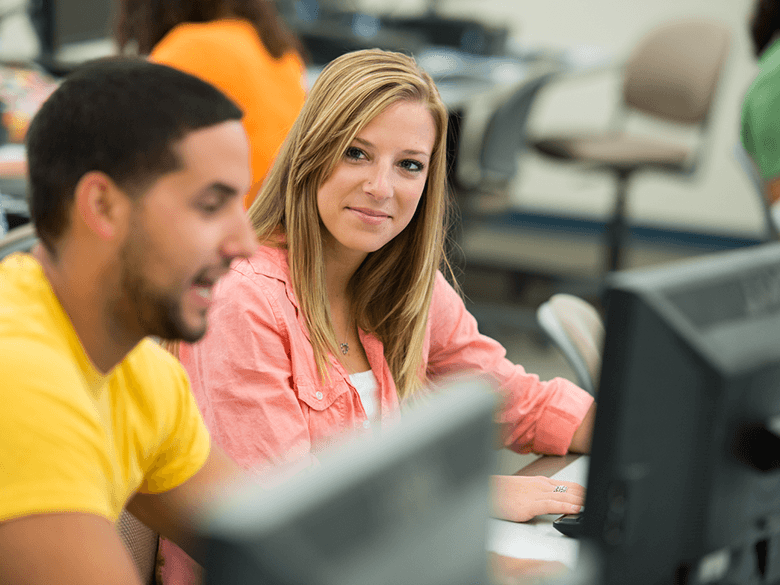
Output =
[
  {"x1": 183, "y1": 245, "x2": 592, "y2": 467},
  {"x1": 159, "y1": 245, "x2": 594, "y2": 584}
]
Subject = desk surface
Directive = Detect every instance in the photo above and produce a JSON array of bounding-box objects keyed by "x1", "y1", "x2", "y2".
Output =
[{"x1": 487, "y1": 455, "x2": 589, "y2": 569}]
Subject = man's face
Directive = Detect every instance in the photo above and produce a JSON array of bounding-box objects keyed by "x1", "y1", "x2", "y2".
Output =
[{"x1": 114, "y1": 120, "x2": 257, "y2": 342}]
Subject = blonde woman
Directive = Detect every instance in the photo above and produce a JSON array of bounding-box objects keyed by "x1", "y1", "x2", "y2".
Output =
[{"x1": 158, "y1": 49, "x2": 596, "y2": 583}]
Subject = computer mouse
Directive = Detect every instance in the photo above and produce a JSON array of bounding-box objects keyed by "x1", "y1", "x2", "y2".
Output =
[{"x1": 552, "y1": 513, "x2": 584, "y2": 538}]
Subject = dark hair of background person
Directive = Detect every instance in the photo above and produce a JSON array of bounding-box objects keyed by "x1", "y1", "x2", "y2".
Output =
[
  {"x1": 751, "y1": 0, "x2": 780, "y2": 56},
  {"x1": 25, "y1": 57, "x2": 244, "y2": 255},
  {"x1": 115, "y1": 0, "x2": 305, "y2": 60}
]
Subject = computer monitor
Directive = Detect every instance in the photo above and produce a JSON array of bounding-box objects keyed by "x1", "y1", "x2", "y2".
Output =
[
  {"x1": 584, "y1": 241, "x2": 780, "y2": 584},
  {"x1": 31, "y1": 0, "x2": 116, "y2": 72},
  {"x1": 197, "y1": 377, "x2": 498, "y2": 585}
]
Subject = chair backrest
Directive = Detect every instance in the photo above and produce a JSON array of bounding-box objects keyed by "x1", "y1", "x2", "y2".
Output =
[
  {"x1": 456, "y1": 65, "x2": 558, "y2": 193},
  {"x1": 734, "y1": 142, "x2": 780, "y2": 241},
  {"x1": 536, "y1": 294, "x2": 605, "y2": 395},
  {"x1": 623, "y1": 18, "x2": 731, "y2": 125},
  {"x1": 117, "y1": 510, "x2": 158, "y2": 585},
  {"x1": 0, "y1": 222, "x2": 37, "y2": 260}
]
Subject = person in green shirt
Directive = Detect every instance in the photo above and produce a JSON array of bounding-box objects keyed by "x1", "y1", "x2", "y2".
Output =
[{"x1": 742, "y1": 0, "x2": 780, "y2": 207}]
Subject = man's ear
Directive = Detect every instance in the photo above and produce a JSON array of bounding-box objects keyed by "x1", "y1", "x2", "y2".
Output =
[{"x1": 73, "y1": 171, "x2": 131, "y2": 241}]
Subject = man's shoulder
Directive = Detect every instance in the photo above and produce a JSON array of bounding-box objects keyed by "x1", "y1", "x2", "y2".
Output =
[
  {"x1": 0, "y1": 253, "x2": 74, "y2": 366},
  {"x1": 745, "y1": 47, "x2": 780, "y2": 114},
  {"x1": 0, "y1": 252, "x2": 45, "y2": 306},
  {"x1": 0, "y1": 335, "x2": 82, "y2": 396},
  {"x1": 0, "y1": 329, "x2": 97, "y2": 435}
]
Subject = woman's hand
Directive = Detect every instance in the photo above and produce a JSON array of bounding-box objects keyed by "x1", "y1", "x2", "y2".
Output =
[{"x1": 490, "y1": 475, "x2": 584, "y2": 523}]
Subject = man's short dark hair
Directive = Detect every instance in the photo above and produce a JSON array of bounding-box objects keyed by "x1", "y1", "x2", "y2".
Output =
[{"x1": 25, "y1": 57, "x2": 243, "y2": 252}]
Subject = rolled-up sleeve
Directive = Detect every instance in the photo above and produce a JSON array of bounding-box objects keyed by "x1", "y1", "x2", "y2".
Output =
[{"x1": 426, "y1": 272, "x2": 594, "y2": 455}]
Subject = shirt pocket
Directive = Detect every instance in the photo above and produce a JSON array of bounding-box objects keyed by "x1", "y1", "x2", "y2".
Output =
[
  {"x1": 287, "y1": 317, "x2": 351, "y2": 413},
  {"x1": 296, "y1": 376, "x2": 364, "y2": 453},
  {"x1": 295, "y1": 376, "x2": 351, "y2": 412}
]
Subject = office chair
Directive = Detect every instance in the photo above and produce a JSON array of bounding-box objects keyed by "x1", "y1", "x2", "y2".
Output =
[
  {"x1": 0, "y1": 223, "x2": 159, "y2": 584},
  {"x1": 117, "y1": 511, "x2": 158, "y2": 585},
  {"x1": 0, "y1": 222, "x2": 36, "y2": 260},
  {"x1": 536, "y1": 293, "x2": 604, "y2": 395},
  {"x1": 733, "y1": 143, "x2": 780, "y2": 241},
  {"x1": 453, "y1": 63, "x2": 560, "y2": 228},
  {"x1": 529, "y1": 18, "x2": 732, "y2": 272},
  {"x1": 445, "y1": 64, "x2": 562, "y2": 335}
]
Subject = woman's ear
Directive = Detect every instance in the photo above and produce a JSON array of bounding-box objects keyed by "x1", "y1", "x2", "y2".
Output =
[{"x1": 73, "y1": 171, "x2": 131, "y2": 241}]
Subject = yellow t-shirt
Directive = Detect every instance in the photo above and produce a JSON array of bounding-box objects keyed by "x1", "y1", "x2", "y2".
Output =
[{"x1": 0, "y1": 253, "x2": 211, "y2": 523}]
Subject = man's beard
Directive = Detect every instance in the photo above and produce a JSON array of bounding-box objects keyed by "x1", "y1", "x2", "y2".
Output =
[{"x1": 114, "y1": 234, "x2": 208, "y2": 344}]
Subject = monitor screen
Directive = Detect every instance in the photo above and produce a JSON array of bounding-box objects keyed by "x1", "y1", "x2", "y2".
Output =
[
  {"x1": 197, "y1": 377, "x2": 498, "y2": 585},
  {"x1": 33, "y1": 0, "x2": 116, "y2": 67},
  {"x1": 584, "y1": 241, "x2": 780, "y2": 585}
]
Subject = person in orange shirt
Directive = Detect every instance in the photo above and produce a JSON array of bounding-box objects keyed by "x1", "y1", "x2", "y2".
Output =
[{"x1": 116, "y1": 0, "x2": 308, "y2": 208}]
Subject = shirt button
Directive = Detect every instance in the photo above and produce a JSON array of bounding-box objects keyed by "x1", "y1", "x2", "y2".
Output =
[
  {"x1": 316, "y1": 391, "x2": 323, "y2": 400},
  {"x1": 363, "y1": 420, "x2": 371, "y2": 429}
]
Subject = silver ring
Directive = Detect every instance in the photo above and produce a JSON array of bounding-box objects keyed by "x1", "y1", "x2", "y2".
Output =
[{"x1": 553, "y1": 485, "x2": 568, "y2": 493}]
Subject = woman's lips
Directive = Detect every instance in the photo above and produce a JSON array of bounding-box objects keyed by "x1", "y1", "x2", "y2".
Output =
[{"x1": 349, "y1": 206, "x2": 390, "y2": 225}]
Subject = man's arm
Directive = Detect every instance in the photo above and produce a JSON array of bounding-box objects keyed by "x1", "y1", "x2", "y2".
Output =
[
  {"x1": 0, "y1": 513, "x2": 143, "y2": 585},
  {"x1": 0, "y1": 442, "x2": 242, "y2": 585},
  {"x1": 126, "y1": 441, "x2": 246, "y2": 564}
]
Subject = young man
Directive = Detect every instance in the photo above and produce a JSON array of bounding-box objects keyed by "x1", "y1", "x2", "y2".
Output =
[{"x1": 0, "y1": 58, "x2": 257, "y2": 584}]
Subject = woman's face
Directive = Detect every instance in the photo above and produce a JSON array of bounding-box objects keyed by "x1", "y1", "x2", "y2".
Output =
[{"x1": 317, "y1": 100, "x2": 437, "y2": 264}]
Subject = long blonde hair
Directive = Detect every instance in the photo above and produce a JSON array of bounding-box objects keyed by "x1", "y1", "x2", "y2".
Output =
[{"x1": 248, "y1": 49, "x2": 453, "y2": 401}]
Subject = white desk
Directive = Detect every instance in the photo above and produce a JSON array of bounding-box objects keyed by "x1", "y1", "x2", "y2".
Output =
[{"x1": 486, "y1": 455, "x2": 590, "y2": 569}]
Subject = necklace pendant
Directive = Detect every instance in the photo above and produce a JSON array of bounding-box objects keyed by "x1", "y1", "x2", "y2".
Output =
[{"x1": 339, "y1": 342, "x2": 349, "y2": 355}]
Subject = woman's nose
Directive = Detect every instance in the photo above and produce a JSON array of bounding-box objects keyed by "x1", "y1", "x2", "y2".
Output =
[{"x1": 364, "y1": 163, "x2": 393, "y2": 200}]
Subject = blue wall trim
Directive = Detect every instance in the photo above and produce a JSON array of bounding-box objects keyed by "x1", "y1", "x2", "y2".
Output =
[{"x1": 487, "y1": 211, "x2": 763, "y2": 251}]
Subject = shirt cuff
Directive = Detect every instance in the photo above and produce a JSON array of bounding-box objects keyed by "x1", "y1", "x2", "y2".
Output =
[{"x1": 531, "y1": 380, "x2": 594, "y2": 456}]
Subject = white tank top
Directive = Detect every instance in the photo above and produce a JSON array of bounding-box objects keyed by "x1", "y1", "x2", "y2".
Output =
[{"x1": 349, "y1": 370, "x2": 379, "y2": 424}]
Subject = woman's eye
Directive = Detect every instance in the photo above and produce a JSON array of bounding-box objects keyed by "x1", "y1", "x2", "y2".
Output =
[
  {"x1": 345, "y1": 147, "x2": 365, "y2": 160},
  {"x1": 401, "y1": 159, "x2": 424, "y2": 172}
]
